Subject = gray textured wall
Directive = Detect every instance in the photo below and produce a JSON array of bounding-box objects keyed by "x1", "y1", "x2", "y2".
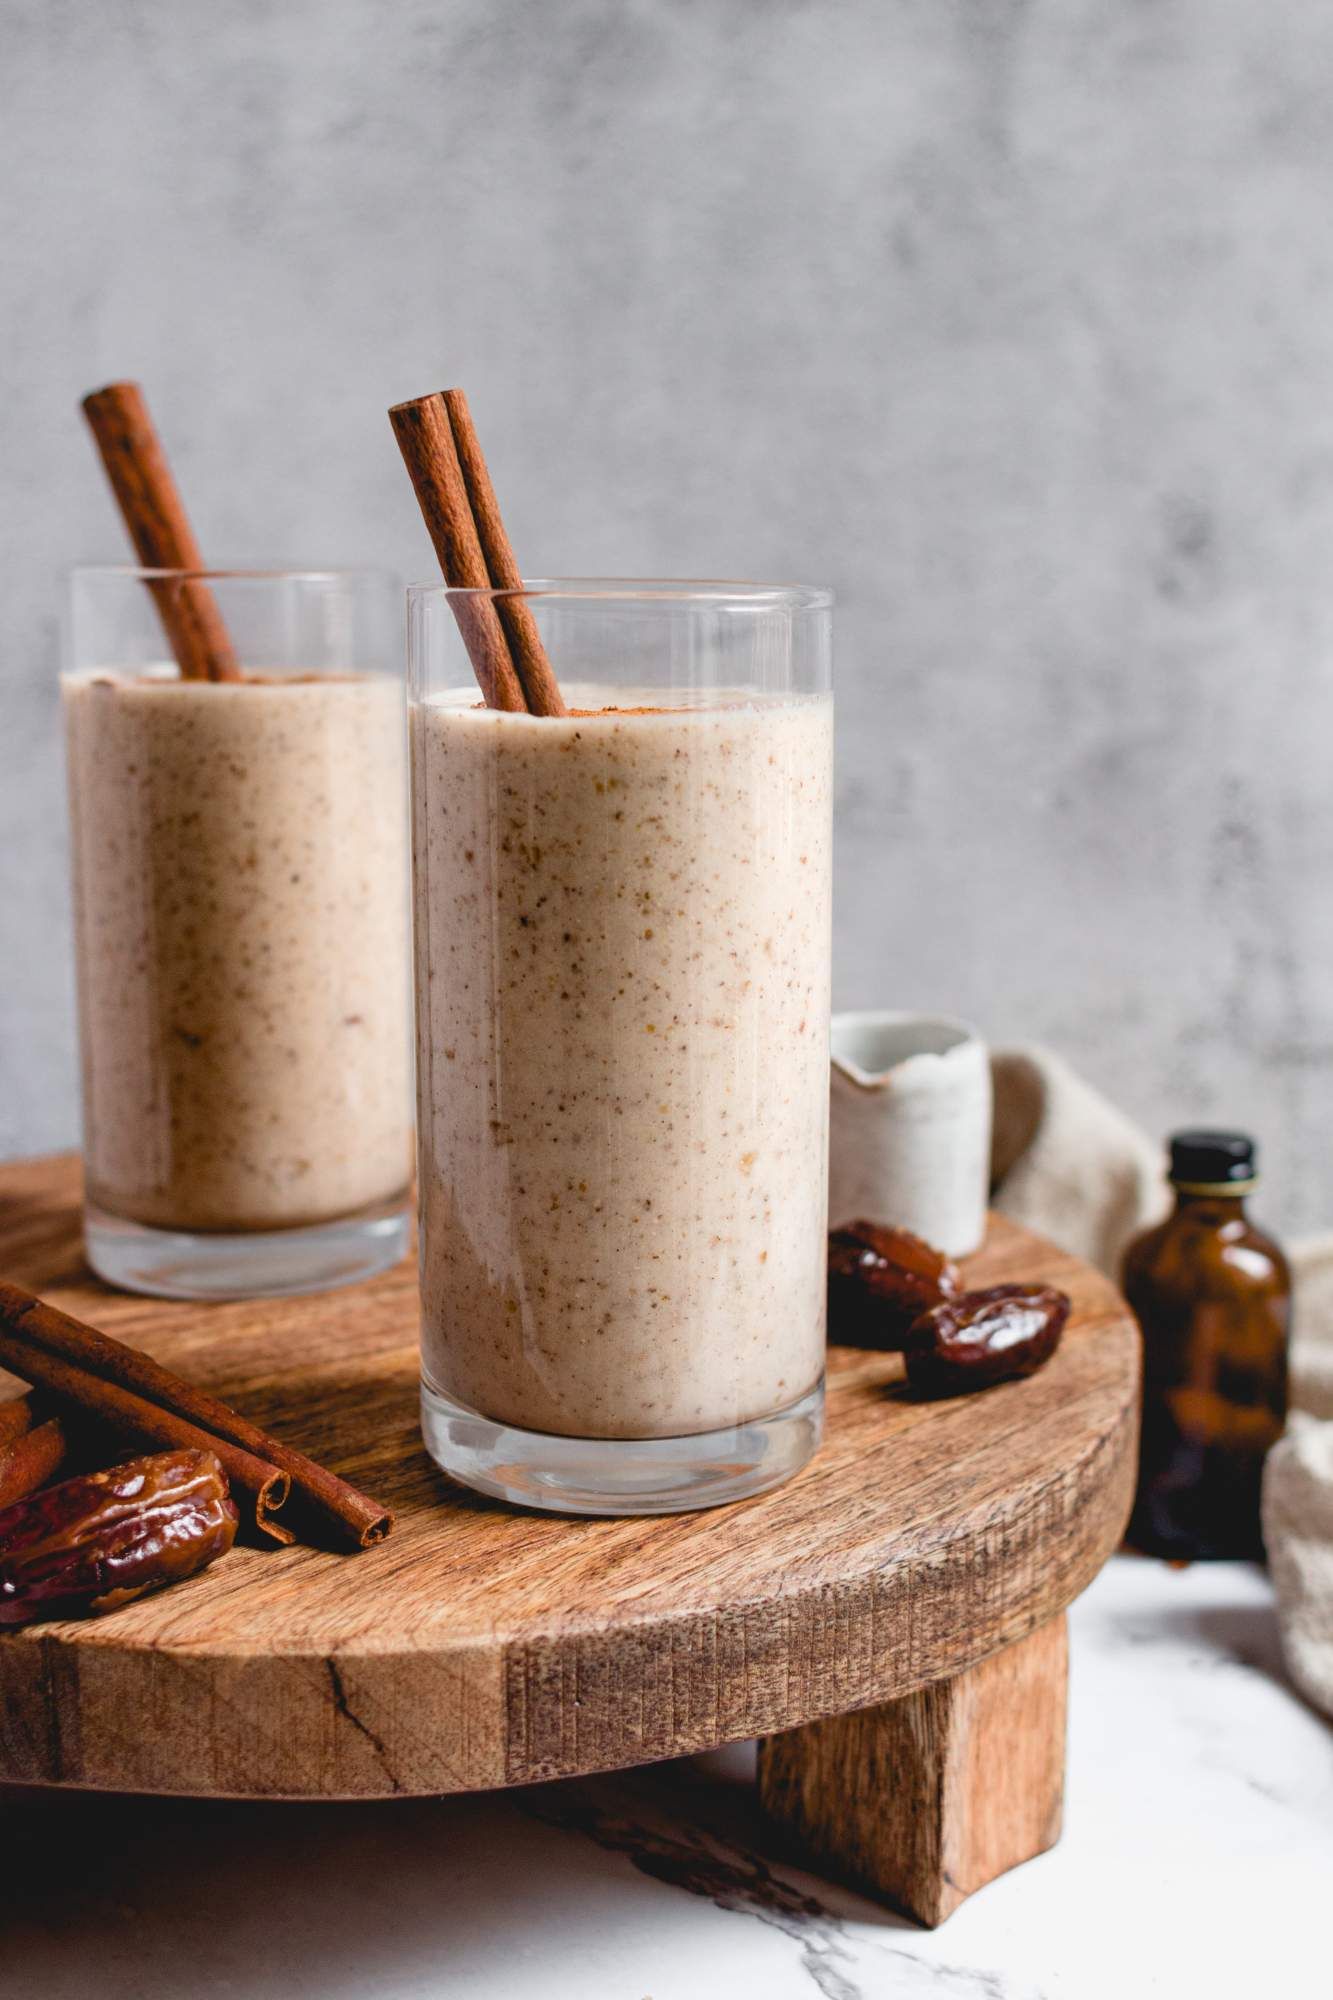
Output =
[{"x1": 4, "y1": 0, "x2": 1333, "y2": 1229}]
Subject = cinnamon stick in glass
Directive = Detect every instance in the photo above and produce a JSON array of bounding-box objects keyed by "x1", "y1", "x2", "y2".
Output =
[
  {"x1": 0, "y1": 1283, "x2": 391, "y2": 1549},
  {"x1": 389, "y1": 392, "x2": 527, "y2": 711},
  {"x1": 81, "y1": 380, "x2": 241, "y2": 683},
  {"x1": 441, "y1": 388, "x2": 567, "y2": 717},
  {"x1": 389, "y1": 388, "x2": 567, "y2": 714}
]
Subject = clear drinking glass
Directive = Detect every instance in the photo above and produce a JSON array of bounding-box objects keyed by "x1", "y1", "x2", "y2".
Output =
[
  {"x1": 63, "y1": 567, "x2": 413, "y2": 1299},
  {"x1": 409, "y1": 580, "x2": 833, "y2": 1513}
]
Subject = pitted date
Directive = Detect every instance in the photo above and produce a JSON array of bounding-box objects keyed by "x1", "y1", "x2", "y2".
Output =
[
  {"x1": 903, "y1": 1283, "x2": 1070, "y2": 1395},
  {"x1": 0, "y1": 1449, "x2": 237, "y2": 1628},
  {"x1": 828, "y1": 1220, "x2": 961, "y2": 1348}
]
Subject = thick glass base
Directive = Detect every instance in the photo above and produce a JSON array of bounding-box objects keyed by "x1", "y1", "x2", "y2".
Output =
[
  {"x1": 84, "y1": 1195, "x2": 411, "y2": 1301},
  {"x1": 420, "y1": 1377, "x2": 824, "y2": 1517}
]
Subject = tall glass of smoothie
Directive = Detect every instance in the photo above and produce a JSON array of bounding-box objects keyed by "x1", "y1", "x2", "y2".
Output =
[
  {"x1": 409, "y1": 581, "x2": 833, "y2": 1513},
  {"x1": 64, "y1": 567, "x2": 413, "y2": 1299}
]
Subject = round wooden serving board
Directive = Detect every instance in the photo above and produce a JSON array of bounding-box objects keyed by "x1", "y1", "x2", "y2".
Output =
[{"x1": 0, "y1": 1154, "x2": 1139, "y2": 1803}]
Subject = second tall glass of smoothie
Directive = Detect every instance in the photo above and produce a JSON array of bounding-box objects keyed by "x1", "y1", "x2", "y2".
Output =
[
  {"x1": 64, "y1": 567, "x2": 413, "y2": 1298},
  {"x1": 411, "y1": 581, "x2": 833, "y2": 1513}
]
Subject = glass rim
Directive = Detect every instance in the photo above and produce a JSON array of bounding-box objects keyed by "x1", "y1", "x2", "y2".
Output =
[
  {"x1": 407, "y1": 576, "x2": 834, "y2": 611},
  {"x1": 67, "y1": 564, "x2": 396, "y2": 584}
]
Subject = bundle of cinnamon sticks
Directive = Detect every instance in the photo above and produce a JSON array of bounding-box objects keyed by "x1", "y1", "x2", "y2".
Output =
[{"x1": 0, "y1": 1283, "x2": 390, "y2": 1549}]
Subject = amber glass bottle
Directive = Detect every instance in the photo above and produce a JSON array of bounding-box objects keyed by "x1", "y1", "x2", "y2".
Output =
[{"x1": 1121, "y1": 1131, "x2": 1289, "y2": 1560}]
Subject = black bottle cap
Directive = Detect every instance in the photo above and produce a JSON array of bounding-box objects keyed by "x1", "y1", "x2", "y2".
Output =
[{"x1": 1168, "y1": 1130, "x2": 1256, "y2": 1188}]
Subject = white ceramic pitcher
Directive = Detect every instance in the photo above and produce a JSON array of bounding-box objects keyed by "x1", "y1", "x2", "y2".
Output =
[{"x1": 829, "y1": 1012, "x2": 992, "y2": 1256}]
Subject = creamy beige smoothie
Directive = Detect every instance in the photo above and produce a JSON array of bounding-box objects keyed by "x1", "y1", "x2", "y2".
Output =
[
  {"x1": 64, "y1": 670, "x2": 412, "y2": 1233},
  {"x1": 413, "y1": 688, "x2": 833, "y2": 1439}
]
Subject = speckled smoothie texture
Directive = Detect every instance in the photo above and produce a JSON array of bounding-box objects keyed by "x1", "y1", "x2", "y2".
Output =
[
  {"x1": 64, "y1": 670, "x2": 412, "y2": 1232},
  {"x1": 412, "y1": 688, "x2": 833, "y2": 1439}
]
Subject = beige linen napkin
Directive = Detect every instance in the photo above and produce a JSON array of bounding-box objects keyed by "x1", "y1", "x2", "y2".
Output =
[
  {"x1": 989, "y1": 1047, "x2": 1167, "y2": 1272},
  {"x1": 988, "y1": 1044, "x2": 1333, "y2": 1719},
  {"x1": 1261, "y1": 1241, "x2": 1333, "y2": 1718}
]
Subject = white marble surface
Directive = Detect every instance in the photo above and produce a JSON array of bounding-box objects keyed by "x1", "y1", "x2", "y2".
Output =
[{"x1": 5, "y1": 1554, "x2": 1329, "y2": 1998}]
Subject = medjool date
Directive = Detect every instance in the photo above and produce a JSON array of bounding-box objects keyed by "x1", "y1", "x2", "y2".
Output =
[
  {"x1": 0, "y1": 1449, "x2": 236, "y2": 1627},
  {"x1": 828, "y1": 1220, "x2": 960, "y2": 1348},
  {"x1": 903, "y1": 1283, "x2": 1069, "y2": 1396}
]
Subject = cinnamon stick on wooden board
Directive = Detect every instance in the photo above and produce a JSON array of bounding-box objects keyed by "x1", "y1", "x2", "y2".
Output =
[
  {"x1": 0, "y1": 1416, "x2": 69, "y2": 1509},
  {"x1": 389, "y1": 388, "x2": 566, "y2": 713},
  {"x1": 0, "y1": 1392, "x2": 44, "y2": 1448},
  {"x1": 0, "y1": 1283, "x2": 391, "y2": 1550},
  {"x1": 81, "y1": 380, "x2": 241, "y2": 683},
  {"x1": 0, "y1": 1310, "x2": 291, "y2": 1543},
  {"x1": 0, "y1": 1391, "x2": 71, "y2": 1506}
]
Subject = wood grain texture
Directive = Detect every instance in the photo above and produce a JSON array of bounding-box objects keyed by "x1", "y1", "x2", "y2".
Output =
[
  {"x1": 757, "y1": 1614, "x2": 1068, "y2": 1925},
  {"x1": 0, "y1": 1154, "x2": 1139, "y2": 1800}
]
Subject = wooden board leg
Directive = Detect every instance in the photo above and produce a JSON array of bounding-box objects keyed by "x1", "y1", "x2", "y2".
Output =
[{"x1": 757, "y1": 1613, "x2": 1068, "y2": 1926}]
